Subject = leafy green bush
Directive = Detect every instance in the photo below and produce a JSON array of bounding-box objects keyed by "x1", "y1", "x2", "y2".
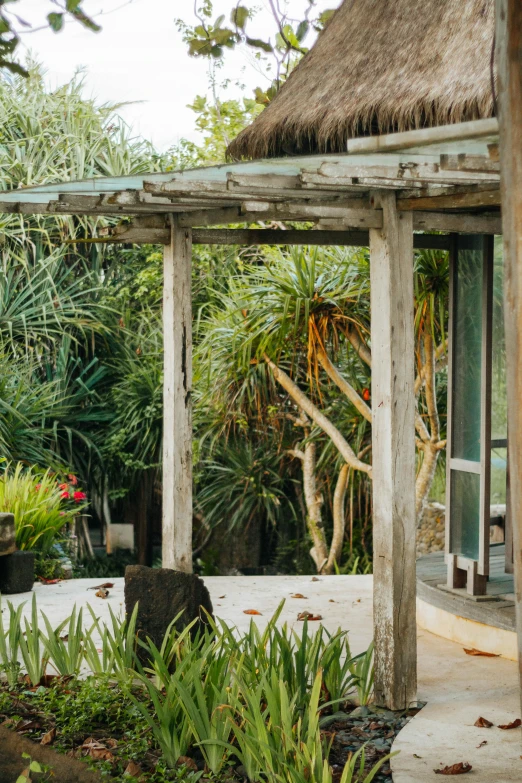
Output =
[{"x1": 0, "y1": 463, "x2": 84, "y2": 555}]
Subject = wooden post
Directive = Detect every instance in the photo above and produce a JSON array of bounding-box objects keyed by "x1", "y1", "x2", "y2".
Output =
[
  {"x1": 162, "y1": 216, "x2": 193, "y2": 572},
  {"x1": 496, "y1": 0, "x2": 522, "y2": 707},
  {"x1": 370, "y1": 191, "x2": 417, "y2": 710}
]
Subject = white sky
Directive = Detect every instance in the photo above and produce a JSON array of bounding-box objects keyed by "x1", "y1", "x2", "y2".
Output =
[{"x1": 10, "y1": 0, "x2": 335, "y2": 151}]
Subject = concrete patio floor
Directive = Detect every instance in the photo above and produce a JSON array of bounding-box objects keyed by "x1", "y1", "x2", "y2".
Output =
[{"x1": 3, "y1": 574, "x2": 521, "y2": 782}]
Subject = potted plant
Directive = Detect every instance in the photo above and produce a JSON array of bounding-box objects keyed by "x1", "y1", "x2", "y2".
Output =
[{"x1": 0, "y1": 463, "x2": 87, "y2": 592}]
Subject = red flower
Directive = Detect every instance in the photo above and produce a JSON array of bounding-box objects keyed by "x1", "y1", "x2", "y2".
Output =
[
  {"x1": 73, "y1": 491, "x2": 87, "y2": 503},
  {"x1": 61, "y1": 490, "x2": 70, "y2": 499},
  {"x1": 68, "y1": 474, "x2": 78, "y2": 486},
  {"x1": 35, "y1": 483, "x2": 41, "y2": 491},
  {"x1": 362, "y1": 387, "x2": 371, "y2": 402},
  {"x1": 59, "y1": 483, "x2": 69, "y2": 491}
]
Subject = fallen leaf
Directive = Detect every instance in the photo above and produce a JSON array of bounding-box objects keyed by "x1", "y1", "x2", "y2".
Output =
[
  {"x1": 413, "y1": 754, "x2": 422, "y2": 759},
  {"x1": 81, "y1": 738, "x2": 115, "y2": 762},
  {"x1": 476, "y1": 741, "x2": 487, "y2": 749},
  {"x1": 463, "y1": 647, "x2": 499, "y2": 657},
  {"x1": 95, "y1": 588, "x2": 109, "y2": 599},
  {"x1": 498, "y1": 719, "x2": 521, "y2": 730},
  {"x1": 291, "y1": 593, "x2": 308, "y2": 599},
  {"x1": 243, "y1": 609, "x2": 262, "y2": 615},
  {"x1": 60, "y1": 634, "x2": 69, "y2": 642},
  {"x1": 297, "y1": 611, "x2": 322, "y2": 621},
  {"x1": 311, "y1": 577, "x2": 321, "y2": 582},
  {"x1": 218, "y1": 595, "x2": 226, "y2": 599},
  {"x1": 474, "y1": 716, "x2": 494, "y2": 728},
  {"x1": 329, "y1": 599, "x2": 335, "y2": 603},
  {"x1": 124, "y1": 760, "x2": 143, "y2": 777},
  {"x1": 38, "y1": 577, "x2": 61, "y2": 584},
  {"x1": 41, "y1": 727, "x2": 56, "y2": 745},
  {"x1": 434, "y1": 762, "x2": 472, "y2": 775},
  {"x1": 89, "y1": 582, "x2": 115, "y2": 590},
  {"x1": 105, "y1": 737, "x2": 118, "y2": 748},
  {"x1": 177, "y1": 756, "x2": 198, "y2": 771},
  {"x1": 90, "y1": 747, "x2": 115, "y2": 761}
]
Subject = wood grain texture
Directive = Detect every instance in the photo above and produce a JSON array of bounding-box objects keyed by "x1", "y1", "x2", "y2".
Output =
[
  {"x1": 496, "y1": 0, "x2": 522, "y2": 702},
  {"x1": 162, "y1": 217, "x2": 193, "y2": 572},
  {"x1": 370, "y1": 192, "x2": 417, "y2": 710}
]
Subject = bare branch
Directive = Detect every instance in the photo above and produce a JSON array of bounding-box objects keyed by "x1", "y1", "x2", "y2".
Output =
[
  {"x1": 264, "y1": 354, "x2": 372, "y2": 477},
  {"x1": 316, "y1": 345, "x2": 372, "y2": 423},
  {"x1": 347, "y1": 324, "x2": 372, "y2": 367},
  {"x1": 325, "y1": 463, "x2": 350, "y2": 573}
]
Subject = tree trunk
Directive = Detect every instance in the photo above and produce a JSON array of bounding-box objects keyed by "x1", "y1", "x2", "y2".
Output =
[
  {"x1": 324, "y1": 463, "x2": 350, "y2": 574},
  {"x1": 302, "y1": 442, "x2": 329, "y2": 572}
]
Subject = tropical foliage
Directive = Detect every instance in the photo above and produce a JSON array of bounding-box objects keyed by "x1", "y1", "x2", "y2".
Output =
[
  {"x1": 0, "y1": 55, "x2": 450, "y2": 575},
  {"x1": 0, "y1": 463, "x2": 86, "y2": 554},
  {"x1": 0, "y1": 598, "x2": 397, "y2": 782}
]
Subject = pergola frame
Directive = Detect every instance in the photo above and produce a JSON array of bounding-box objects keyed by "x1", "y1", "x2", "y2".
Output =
[{"x1": 1, "y1": 32, "x2": 519, "y2": 710}]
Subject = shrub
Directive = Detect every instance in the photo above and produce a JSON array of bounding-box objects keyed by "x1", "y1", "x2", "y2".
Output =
[{"x1": 0, "y1": 462, "x2": 85, "y2": 555}]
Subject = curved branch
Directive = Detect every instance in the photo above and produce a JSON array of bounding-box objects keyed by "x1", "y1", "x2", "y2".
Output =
[
  {"x1": 347, "y1": 325, "x2": 372, "y2": 368},
  {"x1": 325, "y1": 463, "x2": 350, "y2": 574},
  {"x1": 264, "y1": 354, "x2": 372, "y2": 477},
  {"x1": 414, "y1": 340, "x2": 448, "y2": 397},
  {"x1": 316, "y1": 345, "x2": 372, "y2": 423}
]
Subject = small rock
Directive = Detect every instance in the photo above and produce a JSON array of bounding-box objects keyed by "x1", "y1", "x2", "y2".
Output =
[
  {"x1": 320, "y1": 712, "x2": 350, "y2": 728},
  {"x1": 125, "y1": 565, "x2": 214, "y2": 661},
  {"x1": 350, "y1": 706, "x2": 370, "y2": 718}
]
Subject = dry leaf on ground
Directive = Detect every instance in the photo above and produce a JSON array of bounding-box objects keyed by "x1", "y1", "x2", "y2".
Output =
[
  {"x1": 434, "y1": 762, "x2": 472, "y2": 775},
  {"x1": 476, "y1": 741, "x2": 487, "y2": 749},
  {"x1": 218, "y1": 595, "x2": 226, "y2": 599},
  {"x1": 297, "y1": 611, "x2": 322, "y2": 621},
  {"x1": 40, "y1": 727, "x2": 56, "y2": 745},
  {"x1": 311, "y1": 577, "x2": 320, "y2": 582},
  {"x1": 498, "y1": 719, "x2": 521, "y2": 730},
  {"x1": 474, "y1": 716, "x2": 494, "y2": 728},
  {"x1": 177, "y1": 756, "x2": 198, "y2": 771},
  {"x1": 124, "y1": 760, "x2": 143, "y2": 777},
  {"x1": 291, "y1": 593, "x2": 307, "y2": 599},
  {"x1": 95, "y1": 588, "x2": 109, "y2": 599},
  {"x1": 463, "y1": 647, "x2": 499, "y2": 657},
  {"x1": 81, "y1": 737, "x2": 115, "y2": 762},
  {"x1": 89, "y1": 582, "x2": 115, "y2": 590},
  {"x1": 243, "y1": 609, "x2": 262, "y2": 615}
]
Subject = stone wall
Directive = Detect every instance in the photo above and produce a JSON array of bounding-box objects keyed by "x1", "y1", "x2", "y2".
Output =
[
  {"x1": 416, "y1": 502, "x2": 445, "y2": 557},
  {"x1": 416, "y1": 502, "x2": 507, "y2": 558}
]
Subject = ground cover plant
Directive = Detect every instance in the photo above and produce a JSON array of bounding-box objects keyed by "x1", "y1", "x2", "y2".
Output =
[{"x1": 0, "y1": 598, "x2": 416, "y2": 782}]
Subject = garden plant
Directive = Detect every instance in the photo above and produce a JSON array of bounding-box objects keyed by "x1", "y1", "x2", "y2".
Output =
[{"x1": 0, "y1": 598, "x2": 411, "y2": 783}]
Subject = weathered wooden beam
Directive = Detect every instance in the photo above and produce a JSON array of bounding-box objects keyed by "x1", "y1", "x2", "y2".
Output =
[
  {"x1": 178, "y1": 203, "x2": 380, "y2": 227},
  {"x1": 412, "y1": 212, "x2": 502, "y2": 235},
  {"x1": 90, "y1": 226, "x2": 452, "y2": 249},
  {"x1": 347, "y1": 118, "x2": 499, "y2": 154},
  {"x1": 308, "y1": 161, "x2": 499, "y2": 186},
  {"x1": 496, "y1": 0, "x2": 522, "y2": 705},
  {"x1": 397, "y1": 188, "x2": 501, "y2": 211},
  {"x1": 370, "y1": 191, "x2": 417, "y2": 711},
  {"x1": 193, "y1": 228, "x2": 370, "y2": 246},
  {"x1": 162, "y1": 216, "x2": 193, "y2": 572},
  {"x1": 318, "y1": 212, "x2": 502, "y2": 235},
  {"x1": 440, "y1": 154, "x2": 500, "y2": 174}
]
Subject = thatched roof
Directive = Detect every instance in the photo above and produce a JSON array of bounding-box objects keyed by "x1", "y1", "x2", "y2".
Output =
[{"x1": 227, "y1": 0, "x2": 495, "y2": 160}]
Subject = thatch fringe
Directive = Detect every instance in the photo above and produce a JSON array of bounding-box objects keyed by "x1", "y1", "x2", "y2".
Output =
[{"x1": 227, "y1": 0, "x2": 496, "y2": 160}]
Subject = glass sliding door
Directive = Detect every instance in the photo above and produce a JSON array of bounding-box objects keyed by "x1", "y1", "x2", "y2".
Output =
[{"x1": 446, "y1": 234, "x2": 493, "y2": 595}]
